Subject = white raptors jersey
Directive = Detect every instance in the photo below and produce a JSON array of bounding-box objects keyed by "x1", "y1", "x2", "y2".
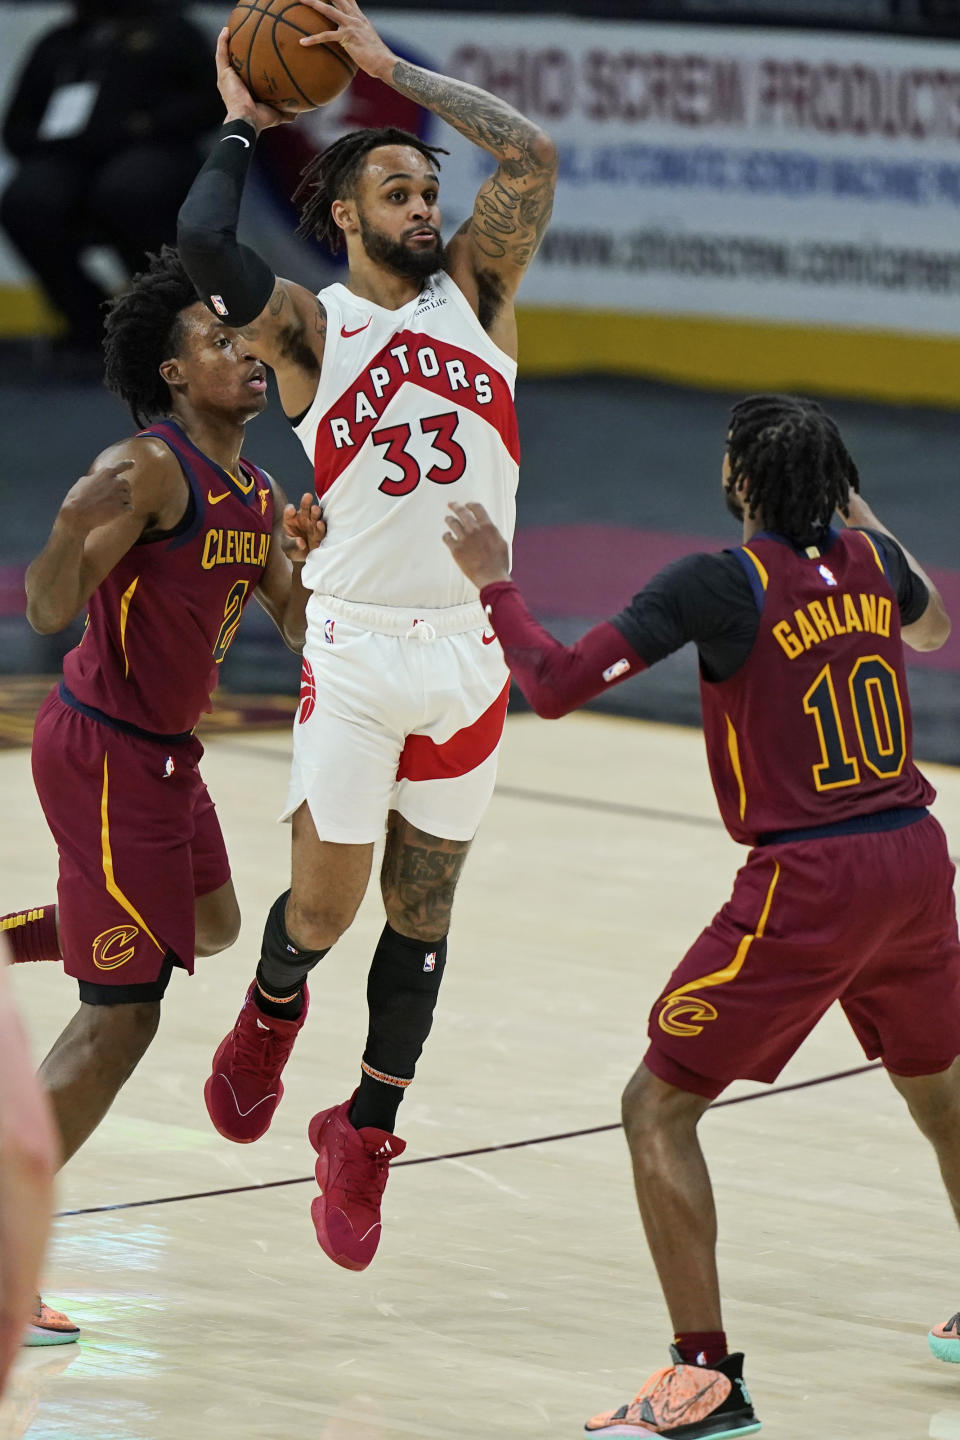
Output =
[{"x1": 293, "y1": 270, "x2": 519, "y2": 610}]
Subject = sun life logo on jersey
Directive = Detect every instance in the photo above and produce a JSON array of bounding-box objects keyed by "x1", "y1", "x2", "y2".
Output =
[
  {"x1": 92, "y1": 924, "x2": 140, "y2": 971},
  {"x1": 818, "y1": 564, "x2": 838, "y2": 587}
]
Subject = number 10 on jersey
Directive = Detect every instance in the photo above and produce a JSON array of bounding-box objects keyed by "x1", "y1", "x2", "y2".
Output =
[{"x1": 803, "y1": 655, "x2": 905, "y2": 790}]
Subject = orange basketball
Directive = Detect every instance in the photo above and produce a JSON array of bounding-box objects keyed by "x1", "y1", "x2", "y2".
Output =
[{"x1": 227, "y1": 0, "x2": 356, "y2": 116}]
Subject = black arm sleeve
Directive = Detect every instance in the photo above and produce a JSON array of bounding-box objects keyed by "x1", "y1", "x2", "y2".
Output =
[
  {"x1": 858, "y1": 529, "x2": 930, "y2": 626},
  {"x1": 610, "y1": 551, "x2": 761, "y2": 682},
  {"x1": 177, "y1": 120, "x2": 276, "y2": 327}
]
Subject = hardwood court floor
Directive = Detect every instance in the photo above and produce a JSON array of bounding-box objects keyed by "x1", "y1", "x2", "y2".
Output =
[{"x1": 2, "y1": 711, "x2": 960, "y2": 1440}]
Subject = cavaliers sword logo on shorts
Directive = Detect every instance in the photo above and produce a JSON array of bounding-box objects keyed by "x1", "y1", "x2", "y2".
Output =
[{"x1": 91, "y1": 924, "x2": 141, "y2": 971}]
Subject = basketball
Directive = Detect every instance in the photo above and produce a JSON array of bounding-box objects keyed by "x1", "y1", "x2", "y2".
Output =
[{"x1": 227, "y1": 0, "x2": 357, "y2": 115}]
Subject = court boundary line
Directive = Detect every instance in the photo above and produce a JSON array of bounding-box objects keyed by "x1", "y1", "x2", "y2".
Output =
[{"x1": 56, "y1": 1062, "x2": 881, "y2": 1219}]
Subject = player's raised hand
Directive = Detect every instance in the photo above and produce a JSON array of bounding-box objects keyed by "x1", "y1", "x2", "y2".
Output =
[
  {"x1": 298, "y1": 0, "x2": 397, "y2": 81},
  {"x1": 282, "y1": 493, "x2": 325, "y2": 561},
  {"x1": 215, "y1": 28, "x2": 292, "y2": 132},
  {"x1": 443, "y1": 502, "x2": 511, "y2": 590},
  {"x1": 58, "y1": 460, "x2": 136, "y2": 535}
]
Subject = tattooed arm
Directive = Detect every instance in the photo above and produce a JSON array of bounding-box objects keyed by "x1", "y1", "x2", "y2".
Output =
[{"x1": 301, "y1": 0, "x2": 557, "y2": 348}]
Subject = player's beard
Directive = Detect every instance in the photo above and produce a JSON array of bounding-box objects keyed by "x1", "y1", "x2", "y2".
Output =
[{"x1": 358, "y1": 212, "x2": 446, "y2": 282}]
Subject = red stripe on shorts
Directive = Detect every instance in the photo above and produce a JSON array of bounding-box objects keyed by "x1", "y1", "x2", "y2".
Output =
[{"x1": 396, "y1": 681, "x2": 510, "y2": 783}]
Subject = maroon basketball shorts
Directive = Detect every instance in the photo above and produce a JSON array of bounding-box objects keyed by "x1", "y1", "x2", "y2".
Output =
[
  {"x1": 644, "y1": 813, "x2": 960, "y2": 1098},
  {"x1": 32, "y1": 688, "x2": 230, "y2": 1003}
]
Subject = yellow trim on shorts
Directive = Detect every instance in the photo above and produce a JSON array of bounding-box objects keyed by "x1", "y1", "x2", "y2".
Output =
[
  {"x1": 100, "y1": 754, "x2": 163, "y2": 951},
  {"x1": 663, "y1": 860, "x2": 781, "y2": 1005}
]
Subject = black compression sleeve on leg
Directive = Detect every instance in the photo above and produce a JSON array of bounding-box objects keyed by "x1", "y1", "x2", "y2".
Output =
[
  {"x1": 177, "y1": 119, "x2": 276, "y2": 326},
  {"x1": 257, "y1": 890, "x2": 329, "y2": 994},
  {"x1": 350, "y1": 925, "x2": 448, "y2": 1131}
]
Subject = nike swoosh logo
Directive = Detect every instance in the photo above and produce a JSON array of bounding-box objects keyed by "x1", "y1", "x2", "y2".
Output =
[
  {"x1": 221, "y1": 134, "x2": 250, "y2": 148},
  {"x1": 481, "y1": 631, "x2": 497, "y2": 645},
  {"x1": 208, "y1": 489, "x2": 231, "y2": 505},
  {"x1": 341, "y1": 317, "x2": 372, "y2": 338}
]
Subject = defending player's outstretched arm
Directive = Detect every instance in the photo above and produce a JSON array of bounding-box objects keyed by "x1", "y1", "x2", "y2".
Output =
[{"x1": 443, "y1": 501, "x2": 646, "y2": 719}]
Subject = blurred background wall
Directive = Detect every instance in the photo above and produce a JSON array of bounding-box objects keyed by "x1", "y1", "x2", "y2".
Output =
[{"x1": 2, "y1": 0, "x2": 960, "y2": 759}]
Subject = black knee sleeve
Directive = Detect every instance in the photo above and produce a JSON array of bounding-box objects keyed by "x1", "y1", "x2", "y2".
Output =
[
  {"x1": 257, "y1": 891, "x2": 329, "y2": 995},
  {"x1": 362, "y1": 924, "x2": 448, "y2": 1083}
]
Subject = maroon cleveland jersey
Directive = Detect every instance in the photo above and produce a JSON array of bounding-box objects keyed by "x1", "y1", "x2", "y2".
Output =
[
  {"x1": 62, "y1": 420, "x2": 274, "y2": 735},
  {"x1": 700, "y1": 528, "x2": 935, "y2": 844}
]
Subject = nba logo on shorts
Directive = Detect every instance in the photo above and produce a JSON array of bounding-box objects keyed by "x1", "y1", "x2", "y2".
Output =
[
  {"x1": 423, "y1": 951, "x2": 436, "y2": 972},
  {"x1": 210, "y1": 294, "x2": 229, "y2": 318},
  {"x1": 323, "y1": 618, "x2": 335, "y2": 645}
]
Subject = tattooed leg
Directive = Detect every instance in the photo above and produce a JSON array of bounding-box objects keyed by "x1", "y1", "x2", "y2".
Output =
[{"x1": 379, "y1": 810, "x2": 471, "y2": 941}]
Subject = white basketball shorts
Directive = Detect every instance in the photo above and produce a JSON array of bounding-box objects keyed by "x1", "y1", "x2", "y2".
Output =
[{"x1": 282, "y1": 595, "x2": 510, "y2": 844}]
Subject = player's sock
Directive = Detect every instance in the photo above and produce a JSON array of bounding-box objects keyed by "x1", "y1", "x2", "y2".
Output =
[
  {"x1": 349, "y1": 924, "x2": 447, "y2": 1132},
  {"x1": 254, "y1": 971, "x2": 305, "y2": 1020},
  {"x1": 253, "y1": 890, "x2": 328, "y2": 1019},
  {"x1": 673, "y1": 1331, "x2": 729, "y2": 1367},
  {"x1": 0, "y1": 904, "x2": 59, "y2": 963}
]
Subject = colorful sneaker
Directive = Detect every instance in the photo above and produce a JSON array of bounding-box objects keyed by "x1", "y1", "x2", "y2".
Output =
[
  {"x1": 308, "y1": 1094, "x2": 406, "y2": 1271},
  {"x1": 204, "y1": 981, "x2": 309, "y2": 1143},
  {"x1": 585, "y1": 1348, "x2": 761, "y2": 1437},
  {"x1": 22, "y1": 1298, "x2": 80, "y2": 1347},
  {"x1": 930, "y1": 1314, "x2": 960, "y2": 1363}
]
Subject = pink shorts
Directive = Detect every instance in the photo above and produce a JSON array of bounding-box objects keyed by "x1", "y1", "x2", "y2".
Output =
[
  {"x1": 645, "y1": 813, "x2": 960, "y2": 1099},
  {"x1": 32, "y1": 687, "x2": 230, "y2": 1000}
]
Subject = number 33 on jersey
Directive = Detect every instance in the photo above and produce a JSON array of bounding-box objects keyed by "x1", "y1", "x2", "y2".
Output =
[{"x1": 293, "y1": 272, "x2": 520, "y2": 611}]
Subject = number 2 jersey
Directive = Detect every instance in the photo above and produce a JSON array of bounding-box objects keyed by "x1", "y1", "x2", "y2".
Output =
[
  {"x1": 612, "y1": 526, "x2": 934, "y2": 844},
  {"x1": 292, "y1": 270, "x2": 520, "y2": 610},
  {"x1": 61, "y1": 420, "x2": 274, "y2": 736}
]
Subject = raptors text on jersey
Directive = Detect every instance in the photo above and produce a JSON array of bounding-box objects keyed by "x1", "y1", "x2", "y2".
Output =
[{"x1": 294, "y1": 272, "x2": 519, "y2": 610}]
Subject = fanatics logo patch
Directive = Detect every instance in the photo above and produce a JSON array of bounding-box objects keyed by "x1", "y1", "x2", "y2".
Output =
[
  {"x1": 210, "y1": 294, "x2": 229, "y2": 317},
  {"x1": 602, "y1": 658, "x2": 631, "y2": 683},
  {"x1": 423, "y1": 951, "x2": 436, "y2": 972}
]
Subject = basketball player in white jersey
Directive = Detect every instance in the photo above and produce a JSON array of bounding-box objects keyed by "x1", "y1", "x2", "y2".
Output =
[{"x1": 177, "y1": 0, "x2": 556, "y2": 1269}]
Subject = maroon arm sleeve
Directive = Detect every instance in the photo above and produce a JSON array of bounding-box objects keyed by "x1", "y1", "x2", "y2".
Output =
[{"x1": 479, "y1": 580, "x2": 646, "y2": 719}]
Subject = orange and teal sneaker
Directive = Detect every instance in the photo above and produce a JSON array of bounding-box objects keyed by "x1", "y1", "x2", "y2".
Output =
[
  {"x1": 930, "y1": 1314, "x2": 960, "y2": 1363},
  {"x1": 584, "y1": 1347, "x2": 761, "y2": 1437},
  {"x1": 22, "y1": 1298, "x2": 80, "y2": 1347}
]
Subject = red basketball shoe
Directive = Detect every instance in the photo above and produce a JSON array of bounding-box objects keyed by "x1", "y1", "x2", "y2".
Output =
[
  {"x1": 584, "y1": 1349, "x2": 761, "y2": 1437},
  {"x1": 22, "y1": 1298, "x2": 80, "y2": 1347},
  {"x1": 308, "y1": 1094, "x2": 406, "y2": 1270},
  {"x1": 204, "y1": 982, "x2": 309, "y2": 1143}
]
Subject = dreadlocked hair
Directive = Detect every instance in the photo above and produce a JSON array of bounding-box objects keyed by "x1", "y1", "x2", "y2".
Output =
[
  {"x1": 293, "y1": 127, "x2": 449, "y2": 252},
  {"x1": 103, "y1": 245, "x2": 199, "y2": 429},
  {"x1": 727, "y1": 394, "x2": 860, "y2": 543}
]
